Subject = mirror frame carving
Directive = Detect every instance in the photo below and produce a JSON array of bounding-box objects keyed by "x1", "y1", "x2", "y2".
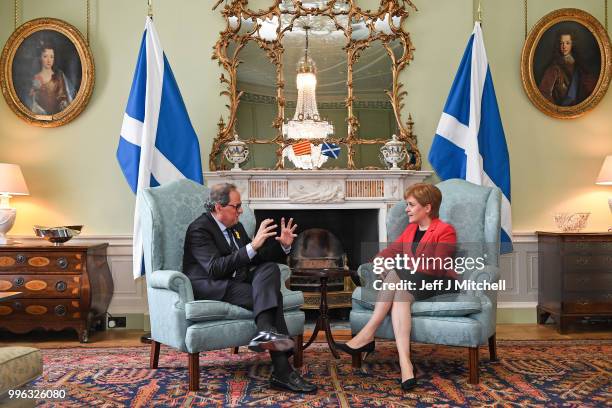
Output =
[{"x1": 211, "y1": 0, "x2": 421, "y2": 170}]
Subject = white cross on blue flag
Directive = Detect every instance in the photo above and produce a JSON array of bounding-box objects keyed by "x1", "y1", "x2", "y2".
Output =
[
  {"x1": 321, "y1": 142, "x2": 340, "y2": 159},
  {"x1": 116, "y1": 17, "x2": 203, "y2": 278},
  {"x1": 428, "y1": 22, "x2": 512, "y2": 253}
]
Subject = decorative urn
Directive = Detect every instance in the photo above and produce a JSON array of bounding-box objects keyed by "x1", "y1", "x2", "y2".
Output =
[
  {"x1": 380, "y1": 134, "x2": 408, "y2": 170},
  {"x1": 224, "y1": 134, "x2": 249, "y2": 171}
]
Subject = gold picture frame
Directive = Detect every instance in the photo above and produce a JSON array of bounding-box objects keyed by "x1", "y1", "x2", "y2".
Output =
[
  {"x1": 0, "y1": 18, "x2": 95, "y2": 127},
  {"x1": 521, "y1": 8, "x2": 611, "y2": 119},
  {"x1": 210, "y1": 0, "x2": 420, "y2": 170}
]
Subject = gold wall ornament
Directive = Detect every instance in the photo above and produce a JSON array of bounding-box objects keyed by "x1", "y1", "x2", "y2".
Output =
[
  {"x1": 520, "y1": 8, "x2": 611, "y2": 119},
  {"x1": 0, "y1": 18, "x2": 95, "y2": 127},
  {"x1": 14, "y1": 0, "x2": 20, "y2": 31},
  {"x1": 210, "y1": 0, "x2": 421, "y2": 170}
]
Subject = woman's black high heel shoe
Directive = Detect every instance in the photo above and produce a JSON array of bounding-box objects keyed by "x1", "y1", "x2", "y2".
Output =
[
  {"x1": 336, "y1": 341, "x2": 375, "y2": 357},
  {"x1": 401, "y1": 378, "x2": 417, "y2": 391}
]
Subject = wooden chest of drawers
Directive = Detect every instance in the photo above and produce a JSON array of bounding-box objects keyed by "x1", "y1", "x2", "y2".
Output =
[
  {"x1": 536, "y1": 232, "x2": 612, "y2": 333},
  {"x1": 0, "y1": 243, "x2": 113, "y2": 342}
]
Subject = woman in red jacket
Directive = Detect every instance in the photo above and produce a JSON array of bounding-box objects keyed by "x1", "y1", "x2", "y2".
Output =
[{"x1": 337, "y1": 183, "x2": 458, "y2": 391}]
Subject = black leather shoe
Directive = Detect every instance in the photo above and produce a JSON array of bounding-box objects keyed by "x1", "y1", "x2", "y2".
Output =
[
  {"x1": 336, "y1": 340, "x2": 375, "y2": 356},
  {"x1": 248, "y1": 331, "x2": 295, "y2": 352},
  {"x1": 401, "y1": 377, "x2": 417, "y2": 391},
  {"x1": 270, "y1": 371, "x2": 318, "y2": 394}
]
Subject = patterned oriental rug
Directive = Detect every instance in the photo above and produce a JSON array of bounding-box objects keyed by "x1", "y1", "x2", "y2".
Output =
[{"x1": 31, "y1": 340, "x2": 610, "y2": 407}]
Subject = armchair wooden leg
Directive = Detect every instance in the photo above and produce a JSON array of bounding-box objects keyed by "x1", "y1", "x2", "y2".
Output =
[
  {"x1": 293, "y1": 334, "x2": 303, "y2": 368},
  {"x1": 231, "y1": 347, "x2": 239, "y2": 354},
  {"x1": 188, "y1": 352, "x2": 200, "y2": 392},
  {"x1": 351, "y1": 352, "x2": 362, "y2": 369},
  {"x1": 468, "y1": 347, "x2": 479, "y2": 384},
  {"x1": 488, "y1": 334, "x2": 497, "y2": 361},
  {"x1": 149, "y1": 340, "x2": 160, "y2": 369}
]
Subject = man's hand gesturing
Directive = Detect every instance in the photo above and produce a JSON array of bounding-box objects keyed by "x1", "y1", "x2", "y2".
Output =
[
  {"x1": 251, "y1": 218, "x2": 277, "y2": 251},
  {"x1": 276, "y1": 217, "x2": 297, "y2": 248}
]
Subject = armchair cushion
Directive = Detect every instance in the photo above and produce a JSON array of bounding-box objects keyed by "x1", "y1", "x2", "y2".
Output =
[
  {"x1": 0, "y1": 347, "x2": 42, "y2": 395},
  {"x1": 185, "y1": 290, "x2": 303, "y2": 323},
  {"x1": 184, "y1": 309, "x2": 305, "y2": 353},
  {"x1": 185, "y1": 300, "x2": 252, "y2": 322},
  {"x1": 352, "y1": 287, "x2": 482, "y2": 317}
]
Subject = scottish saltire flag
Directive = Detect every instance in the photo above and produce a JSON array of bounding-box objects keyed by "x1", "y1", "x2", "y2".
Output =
[
  {"x1": 117, "y1": 17, "x2": 203, "y2": 278},
  {"x1": 428, "y1": 22, "x2": 513, "y2": 253},
  {"x1": 321, "y1": 142, "x2": 340, "y2": 158}
]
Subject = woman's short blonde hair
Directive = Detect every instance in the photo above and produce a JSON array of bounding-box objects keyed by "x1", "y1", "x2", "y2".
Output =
[{"x1": 403, "y1": 183, "x2": 442, "y2": 219}]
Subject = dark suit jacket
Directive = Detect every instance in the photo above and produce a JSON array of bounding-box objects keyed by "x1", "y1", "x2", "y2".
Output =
[{"x1": 182, "y1": 212, "x2": 286, "y2": 300}]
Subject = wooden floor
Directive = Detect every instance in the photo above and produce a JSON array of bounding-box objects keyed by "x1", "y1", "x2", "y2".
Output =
[{"x1": 0, "y1": 324, "x2": 609, "y2": 349}]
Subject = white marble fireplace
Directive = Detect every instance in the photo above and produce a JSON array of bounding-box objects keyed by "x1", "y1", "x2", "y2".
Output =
[{"x1": 203, "y1": 170, "x2": 432, "y2": 242}]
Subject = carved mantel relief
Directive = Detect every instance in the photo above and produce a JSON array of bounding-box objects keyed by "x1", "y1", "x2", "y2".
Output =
[{"x1": 288, "y1": 180, "x2": 345, "y2": 203}]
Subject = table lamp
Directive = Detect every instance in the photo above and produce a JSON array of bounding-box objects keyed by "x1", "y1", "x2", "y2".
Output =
[
  {"x1": 0, "y1": 163, "x2": 29, "y2": 244},
  {"x1": 595, "y1": 155, "x2": 612, "y2": 231}
]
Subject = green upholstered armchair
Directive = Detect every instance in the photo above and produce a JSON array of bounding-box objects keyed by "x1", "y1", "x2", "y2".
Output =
[
  {"x1": 350, "y1": 179, "x2": 502, "y2": 384},
  {"x1": 138, "y1": 179, "x2": 305, "y2": 391}
]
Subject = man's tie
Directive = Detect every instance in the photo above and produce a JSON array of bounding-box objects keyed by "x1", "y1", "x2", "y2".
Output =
[
  {"x1": 226, "y1": 227, "x2": 239, "y2": 252},
  {"x1": 227, "y1": 227, "x2": 247, "y2": 281}
]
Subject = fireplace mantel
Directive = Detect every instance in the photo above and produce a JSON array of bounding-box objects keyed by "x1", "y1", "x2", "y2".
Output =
[
  {"x1": 203, "y1": 169, "x2": 432, "y2": 240},
  {"x1": 203, "y1": 170, "x2": 432, "y2": 203}
]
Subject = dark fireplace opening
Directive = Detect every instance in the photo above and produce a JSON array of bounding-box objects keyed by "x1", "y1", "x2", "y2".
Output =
[{"x1": 254, "y1": 209, "x2": 379, "y2": 271}]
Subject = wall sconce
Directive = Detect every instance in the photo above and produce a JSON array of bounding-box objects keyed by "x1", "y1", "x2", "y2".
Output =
[{"x1": 0, "y1": 163, "x2": 29, "y2": 244}]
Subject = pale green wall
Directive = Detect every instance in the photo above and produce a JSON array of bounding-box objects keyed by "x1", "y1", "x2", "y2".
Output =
[{"x1": 0, "y1": 0, "x2": 610, "y2": 235}]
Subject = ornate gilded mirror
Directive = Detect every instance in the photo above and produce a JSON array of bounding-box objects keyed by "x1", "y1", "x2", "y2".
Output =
[{"x1": 211, "y1": 0, "x2": 421, "y2": 170}]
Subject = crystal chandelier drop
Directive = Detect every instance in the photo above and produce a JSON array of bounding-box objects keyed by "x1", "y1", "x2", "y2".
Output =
[
  {"x1": 283, "y1": 28, "x2": 333, "y2": 140},
  {"x1": 283, "y1": 27, "x2": 334, "y2": 169}
]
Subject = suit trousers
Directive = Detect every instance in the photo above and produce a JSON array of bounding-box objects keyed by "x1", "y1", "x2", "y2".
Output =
[{"x1": 221, "y1": 261, "x2": 289, "y2": 335}]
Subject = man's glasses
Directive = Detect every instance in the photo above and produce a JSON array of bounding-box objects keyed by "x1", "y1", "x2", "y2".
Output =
[{"x1": 225, "y1": 203, "x2": 242, "y2": 210}]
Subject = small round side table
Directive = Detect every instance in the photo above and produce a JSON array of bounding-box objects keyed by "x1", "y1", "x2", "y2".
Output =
[{"x1": 292, "y1": 267, "x2": 353, "y2": 358}]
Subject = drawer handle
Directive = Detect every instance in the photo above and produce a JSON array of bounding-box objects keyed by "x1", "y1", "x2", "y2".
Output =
[
  {"x1": 54, "y1": 305, "x2": 66, "y2": 316},
  {"x1": 55, "y1": 281, "x2": 67, "y2": 292},
  {"x1": 57, "y1": 257, "x2": 68, "y2": 269},
  {"x1": 16, "y1": 254, "x2": 26, "y2": 264},
  {"x1": 14, "y1": 277, "x2": 24, "y2": 287},
  {"x1": 13, "y1": 302, "x2": 22, "y2": 310}
]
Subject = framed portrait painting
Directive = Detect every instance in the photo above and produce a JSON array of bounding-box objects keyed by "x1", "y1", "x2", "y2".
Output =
[
  {"x1": 0, "y1": 18, "x2": 94, "y2": 127},
  {"x1": 521, "y1": 8, "x2": 611, "y2": 119}
]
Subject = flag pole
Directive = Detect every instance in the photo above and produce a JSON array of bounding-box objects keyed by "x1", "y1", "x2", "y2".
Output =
[
  {"x1": 141, "y1": 0, "x2": 153, "y2": 345},
  {"x1": 476, "y1": 0, "x2": 482, "y2": 25}
]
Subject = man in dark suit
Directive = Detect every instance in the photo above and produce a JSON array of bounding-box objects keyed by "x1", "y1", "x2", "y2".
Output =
[{"x1": 183, "y1": 183, "x2": 316, "y2": 393}]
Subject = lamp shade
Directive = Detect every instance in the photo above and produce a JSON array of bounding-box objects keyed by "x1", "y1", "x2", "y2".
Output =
[
  {"x1": 0, "y1": 163, "x2": 29, "y2": 195},
  {"x1": 596, "y1": 155, "x2": 612, "y2": 186}
]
